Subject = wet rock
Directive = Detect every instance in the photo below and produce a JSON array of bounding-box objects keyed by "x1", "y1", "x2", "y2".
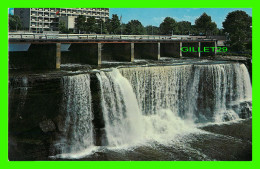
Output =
[
  {"x1": 54, "y1": 115, "x2": 66, "y2": 132},
  {"x1": 239, "y1": 102, "x2": 252, "y2": 119},
  {"x1": 94, "y1": 128, "x2": 108, "y2": 146},
  {"x1": 39, "y1": 119, "x2": 56, "y2": 133}
]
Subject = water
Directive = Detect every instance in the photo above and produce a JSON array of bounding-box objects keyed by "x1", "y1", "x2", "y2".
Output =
[
  {"x1": 55, "y1": 74, "x2": 95, "y2": 158},
  {"x1": 97, "y1": 69, "x2": 144, "y2": 147},
  {"x1": 53, "y1": 62, "x2": 252, "y2": 160},
  {"x1": 120, "y1": 63, "x2": 252, "y2": 122}
]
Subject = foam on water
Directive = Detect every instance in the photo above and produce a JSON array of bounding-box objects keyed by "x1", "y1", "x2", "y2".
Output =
[
  {"x1": 97, "y1": 68, "x2": 198, "y2": 147},
  {"x1": 55, "y1": 62, "x2": 252, "y2": 158}
]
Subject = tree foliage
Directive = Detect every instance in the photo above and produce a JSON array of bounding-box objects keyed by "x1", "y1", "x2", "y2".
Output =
[
  {"x1": 195, "y1": 13, "x2": 217, "y2": 35},
  {"x1": 120, "y1": 23, "x2": 127, "y2": 35},
  {"x1": 9, "y1": 14, "x2": 22, "y2": 30},
  {"x1": 86, "y1": 17, "x2": 97, "y2": 33},
  {"x1": 75, "y1": 15, "x2": 86, "y2": 34},
  {"x1": 58, "y1": 21, "x2": 69, "y2": 33},
  {"x1": 125, "y1": 20, "x2": 146, "y2": 35},
  {"x1": 176, "y1": 21, "x2": 191, "y2": 35},
  {"x1": 96, "y1": 19, "x2": 107, "y2": 34},
  {"x1": 110, "y1": 14, "x2": 121, "y2": 34},
  {"x1": 145, "y1": 25, "x2": 160, "y2": 35},
  {"x1": 222, "y1": 10, "x2": 252, "y2": 52},
  {"x1": 223, "y1": 10, "x2": 252, "y2": 36},
  {"x1": 105, "y1": 18, "x2": 112, "y2": 34},
  {"x1": 159, "y1": 17, "x2": 177, "y2": 35},
  {"x1": 66, "y1": 9, "x2": 251, "y2": 54}
]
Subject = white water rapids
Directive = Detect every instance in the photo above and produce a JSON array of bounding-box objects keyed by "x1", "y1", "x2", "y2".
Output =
[{"x1": 55, "y1": 62, "x2": 252, "y2": 158}]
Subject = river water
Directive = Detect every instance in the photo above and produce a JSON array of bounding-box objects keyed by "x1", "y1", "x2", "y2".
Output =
[{"x1": 8, "y1": 58, "x2": 252, "y2": 161}]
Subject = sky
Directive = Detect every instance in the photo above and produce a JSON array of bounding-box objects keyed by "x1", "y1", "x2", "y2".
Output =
[
  {"x1": 9, "y1": 8, "x2": 252, "y2": 28},
  {"x1": 110, "y1": 8, "x2": 252, "y2": 28},
  {"x1": 9, "y1": 8, "x2": 14, "y2": 15}
]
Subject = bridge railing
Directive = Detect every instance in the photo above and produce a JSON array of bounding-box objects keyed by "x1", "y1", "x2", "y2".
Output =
[{"x1": 9, "y1": 33, "x2": 212, "y2": 41}]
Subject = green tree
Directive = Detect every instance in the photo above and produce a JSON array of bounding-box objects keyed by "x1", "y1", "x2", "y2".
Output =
[
  {"x1": 222, "y1": 10, "x2": 252, "y2": 52},
  {"x1": 75, "y1": 15, "x2": 86, "y2": 34},
  {"x1": 105, "y1": 18, "x2": 112, "y2": 34},
  {"x1": 9, "y1": 14, "x2": 22, "y2": 31},
  {"x1": 176, "y1": 21, "x2": 192, "y2": 35},
  {"x1": 111, "y1": 14, "x2": 121, "y2": 34},
  {"x1": 120, "y1": 23, "x2": 126, "y2": 35},
  {"x1": 58, "y1": 21, "x2": 69, "y2": 33},
  {"x1": 145, "y1": 25, "x2": 159, "y2": 35},
  {"x1": 125, "y1": 20, "x2": 146, "y2": 35},
  {"x1": 195, "y1": 13, "x2": 217, "y2": 35},
  {"x1": 97, "y1": 19, "x2": 107, "y2": 34},
  {"x1": 86, "y1": 17, "x2": 98, "y2": 33},
  {"x1": 159, "y1": 17, "x2": 177, "y2": 35},
  {"x1": 216, "y1": 28, "x2": 225, "y2": 36},
  {"x1": 190, "y1": 25, "x2": 199, "y2": 35}
]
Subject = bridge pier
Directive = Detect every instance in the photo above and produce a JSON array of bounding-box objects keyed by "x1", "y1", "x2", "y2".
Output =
[
  {"x1": 135, "y1": 43, "x2": 160, "y2": 60},
  {"x1": 56, "y1": 43, "x2": 61, "y2": 69},
  {"x1": 131, "y1": 43, "x2": 134, "y2": 62},
  {"x1": 180, "y1": 42, "x2": 182, "y2": 58},
  {"x1": 198, "y1": 42, "x2": 201, "y2": 58},
  {"x1": 215, "y1": 41, "x2": 217, "y2": 55}
]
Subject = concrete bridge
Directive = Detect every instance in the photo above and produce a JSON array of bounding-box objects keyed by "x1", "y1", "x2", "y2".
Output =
[{"x1": 9, "y1": 33, "x2": 218, "y2": 70}]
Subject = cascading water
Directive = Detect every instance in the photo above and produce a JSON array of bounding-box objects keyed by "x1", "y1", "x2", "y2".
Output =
[
  {"x1": 96, "y1": 69, "x2": 144, "y2": 147},
  {"x1": 56, "y1": 62, "x2": 252, "y2": 157},
  {"x1": 194, "y1": 63, "x2": 252, "y2": 122},
  {"x1": 97, "y1": 68, "x2": 197, "y2": 147},
  {"x1": 56, "y1": 74, "x2": 95, "y2": 157},
  {"x1": 120, "y1": 63, "x2": 252, "y2": 123}
]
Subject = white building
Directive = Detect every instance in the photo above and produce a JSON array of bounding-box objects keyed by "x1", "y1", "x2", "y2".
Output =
[{"x1": 14, "y1": 8, "x2": 109, "y2": 33}]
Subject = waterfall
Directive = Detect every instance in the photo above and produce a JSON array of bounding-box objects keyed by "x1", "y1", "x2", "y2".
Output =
[
  {"x1": 57, "y1": 74, "x2": 95, "y2": 157},
  {"x1": 56, "y1": 62, "x2": 252, "y2": 156},
  {"x1": 97, "y1": 69, "x2": 144, "y2": 147},
  {"x1": 97, "y1": 68, "x2": 197, "y2": 147},
  {"x1": 119, "y1": 65, "x2": 195, "y2": 118},
  {"x1": 194, "y1": 63, "x2": 252, "y2": 122},
  {"x1": 120, "y1": 63, "x2": 252, "y2": 123}
]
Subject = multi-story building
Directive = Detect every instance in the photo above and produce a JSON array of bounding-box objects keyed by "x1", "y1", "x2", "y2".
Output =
[{"x1": 14, "y1": 8, "x2": 109, "y2": 33}]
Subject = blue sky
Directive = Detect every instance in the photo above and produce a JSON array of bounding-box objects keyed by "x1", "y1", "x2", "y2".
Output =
[
  {"x1": 110, "y1": 8, "x2": 252, "y2": 28},
  {"x1": 9, "y1": 8, "x2": 14, "y2": 15},
  {"x1": 9, "y1": 8, "x2": 252, "y2": 28}
]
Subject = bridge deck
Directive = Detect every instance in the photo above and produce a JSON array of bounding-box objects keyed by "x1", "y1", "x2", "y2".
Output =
[{"x1": 9, "y1": 33, "x2": 216, "y2": 43}]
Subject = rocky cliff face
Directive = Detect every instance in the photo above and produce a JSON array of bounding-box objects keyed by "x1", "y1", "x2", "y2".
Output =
[{"x1": 9, "y1": 74, "x2": 63, "y2": 160}]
